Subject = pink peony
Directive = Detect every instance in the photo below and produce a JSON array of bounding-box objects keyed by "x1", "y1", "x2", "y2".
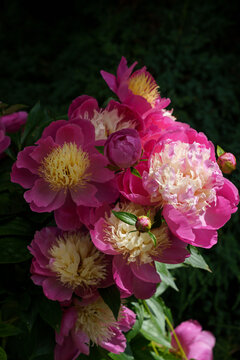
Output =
[
  {"x1": 28, "y1": 227, "x2": 113, "y2": 302},
  {"x1": 54, "y1": 296, "x2": 136, "y2": 360},
  {"x1": 101, "y1": 56, "x2": 170, "y2": 116},
  {"x1": 171, "y1": 320, "x2": 215, "y2": 360},
  {"x1": 11, "y1": 118, "x2": 117, "y2": 230},
  {"x1": 217, "y1": 152, "x2": 236, "y2": 174},
  {"x1": 104, "y1": 128, "x2": 142, "y2": 168},
  {"x1": 68, "y1": 95, "x2": 144, "y2": 140},
  {"x1": 143, "y1": 128, "x2": 239, "y2": 248},
  {"x1": 90, "y1": 202, "x2": 189, "y2": 299},
  {"x1": 0, "y1": 111, "x2": 27, "y2": 133},
  {"x1": 0, "y1": 122, "x2": 10, "y2": 157}
]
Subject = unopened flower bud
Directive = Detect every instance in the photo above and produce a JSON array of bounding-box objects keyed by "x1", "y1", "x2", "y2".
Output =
[
  {"x1": 104, "y1": 128, "x2": 142, "y2": 168},
  {"x1": 217, "y1": 152, "x2": 236, "y2": 174},
  {"x1": 135, "y1": 215, "x2": 151, "y2": 232}
]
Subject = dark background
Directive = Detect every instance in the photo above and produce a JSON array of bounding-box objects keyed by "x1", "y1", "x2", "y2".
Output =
[{"x1": 1, "y1": 0, "x2": 240, "y2": 359}]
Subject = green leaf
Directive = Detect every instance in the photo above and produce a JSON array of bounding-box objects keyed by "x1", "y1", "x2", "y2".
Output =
[
  {"x1": 130, "y1": 167, "x2": 142, "y2": 178},
  {"x1": 155, "y1": 262, "x2": 179, "y2": 291},
  {"x1": 20, "y1": 102, "x2": 52, "y2": 147},
  {"x1": 95, "y1": 146, "x2": 104, "y2": 155},
  {"x1": 38, "y1": 296, "x2": 62, "y2": 332},
  {"x1": 0, "y1": 237, "x2": 32, "y2": 263},
  {"x1": 148, "y1": 231, "x2": 157, "y2": 246},
  {"x1": 0, "y1": 323, "x2": 22, "y2": 337},
  {"x1": 217, "y1": 145, "x2": 225, "y2": 157},
  {"x1": 0, "y1": 347, "x2": 7, "y2": 360},
  {"x1": 99, "y1": 285, "x2": 121, "y2": 321},
  {"x1": 184, "y1": 246, "x2": 211, "y2": 272},
  {"x1": 109, "y1": 352, "x2": 134, "y2": 360},
  {"x1": 0, "y1": 218, "x2": 33, "y2": 237},
  {"x1": 126, "y1": 302, "x2": 144, "y2": 341},
  {"x1": 112, "y1": 211, "x2": 137, "y2": 226}
]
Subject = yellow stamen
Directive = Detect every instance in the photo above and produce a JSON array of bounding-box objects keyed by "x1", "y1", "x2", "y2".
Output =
[
  {"x1": 39, "y1": 142, "x2": 91, "y2": 191},
  {"x1": 49, "y1": 233, "x2": 107, "y2": 289},
  {"x1": 128, "y1": 72, "x2": 159, "y2": 106}
]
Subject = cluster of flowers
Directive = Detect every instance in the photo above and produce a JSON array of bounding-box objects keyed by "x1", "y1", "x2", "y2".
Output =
[{"x1": 10, "y1": 57, "x2": 239, "y2": 359}]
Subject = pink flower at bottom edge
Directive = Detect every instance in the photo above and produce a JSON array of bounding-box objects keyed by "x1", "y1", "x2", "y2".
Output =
[{"x1": 171, "y1": 319, "x2": 215, "y2": 360}]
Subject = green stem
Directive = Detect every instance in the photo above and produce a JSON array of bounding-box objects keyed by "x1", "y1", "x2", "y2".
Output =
[
  {"x1": 151, "y1": 341, "x2": 160, "y2": 356},
  {"x1": 165, "y1": 315, "x2": 188, "y2": 360}
]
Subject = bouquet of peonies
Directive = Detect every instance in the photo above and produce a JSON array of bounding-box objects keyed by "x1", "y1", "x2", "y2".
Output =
[{"x1": 3, "y1": 57, "x2": 238, "y2": 360}]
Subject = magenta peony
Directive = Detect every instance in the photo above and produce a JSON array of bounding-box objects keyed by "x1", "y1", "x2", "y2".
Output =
[
  {"x1": 0, "y1": 122, "x2": 10, "y2": 157},
  {"x1": 0, "y1": 111, "x2": 27, "y2": 133},
  {"x1": 68, "y1": 95, "x2": 143, "y2": 140},
  {"x1": 143, "y1": 128, "x2": 239, "y2": 248},
  {"x1": 104, "y1": 128, "x2": 142, "y2": 168},
  {"x1": 11, "y1": 118, "x2": 117, "y2": 230},
  {"x1": 171, "y1": 319, "x2": 215, "y2": 360},
  {"x1": 54, "y1": 296, "x2": 136, "y2": 360},
  {"x1": 90, "y1": 202, "x2": 189, "y2": 299},
  {"x1": 28, "y1": 227, "x2": 113, "y2": 301},
  {"x1": 101, "y1": 56, "x2": 170, "y2": 116}
]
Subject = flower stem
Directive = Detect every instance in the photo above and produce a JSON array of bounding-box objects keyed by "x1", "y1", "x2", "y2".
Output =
[{"x1": 165, "y1": 315, "x2": 188, "y2": 360}]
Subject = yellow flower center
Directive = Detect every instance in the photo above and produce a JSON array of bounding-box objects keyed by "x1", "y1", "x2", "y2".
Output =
[
  {"x1": 39, "y1": 142, "x2": 91, "y2": 191},
  {"x1": 75, "y1": 298, "x2": 118, "y2": 344},
  {"x1": 128, "y1": 72, "x2": 159, "y2": 106},
  {"x1": 49, "y1": 232, "x2": 107, "y2": 289},
  {"x1": 104, "y1": 203, "x2": 170, "y2": 264}
]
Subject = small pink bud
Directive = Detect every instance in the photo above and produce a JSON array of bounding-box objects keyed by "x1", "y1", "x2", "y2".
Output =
[
  {"x1": 217, "y1": 152, "x2": 236, "y2": 174},
  {"x1": 135, "y1": 215, "x2": 151, "y2": 232}
]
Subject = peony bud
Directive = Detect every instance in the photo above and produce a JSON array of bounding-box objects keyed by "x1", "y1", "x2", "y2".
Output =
[
  {"x1": 0, "y1": 111, "x2": 27, "y2": 133},
  {"x1": 104, "y1": 128, "x2": 142, "y2": 168},
  {"x1": 135, "y1": 215, "x2": 151, "y2": 232},
  {"x1": 217, "y1": 152, "x2": 236, "y2": 174}
]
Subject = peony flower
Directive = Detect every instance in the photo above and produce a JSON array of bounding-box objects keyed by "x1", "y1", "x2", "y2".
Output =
[
  {"x1": 11, "y1": 118, "x2": 117, "y2": 230},
  {"x1": 90, "y1": 202, "x2": 189, "y2": 299},
  {"x1": 0, "y1": 111, "x2": 27, "y2": 133},
  {"x1": 101, "y1": 56, "x2": 170, "y2": 116},
  {"x1": 104, "y1": 128, "x2": 142, "y2": 169},
  {"x1": 28, "y1": 227, "x2": 113, "y2": 301},
  {"x1": 0, "y1": 122, "x2": 10, "y2": 157},
  {"x1": 143, "y1": 128, "x2": 239, "y2": 248},
  {"x1": 54, "y1": 296, "x2": 136, "y2": 360},
  {"x1": 171, "y1": 320, "x2": 215, "y2": 360},
  {"x1": 68, "y1": 95, "x2": 143, "y2": 140},
  {"x1": 217, "y1": 152, "x2": 236, "y2": 174}
]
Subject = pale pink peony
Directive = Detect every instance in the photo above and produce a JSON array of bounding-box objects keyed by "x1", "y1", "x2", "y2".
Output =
[
  {"x1": 171, "y1": 320, "x2": 215, "y2": 360},
  {"x1": 90, "y1": 202, "x2": 189, "y2": 299},
  {"x1": 0, "y1": 122, "x2": 10, "y2": 157},
  {"x1": 28, "y1": 227, "x2": 113, "y2": 302},
  {"x1": 68, "y1": 95, "x2": 143, "y2": 140},
  {"x1": 11, "y1": 118, "x2": 118, "y2": 230},
  {"x1": 143, "y1": 128, "x2": 239, "y2": 248},
  {"x1": 0, "y1": 111, "x2": 27, "y2": 133},
  {"x1": 54, "y1": 296, "x2": 136, "y2": 360},
  {"x1": 101, "y1": 57, "x2": 170, "y2": 116}
]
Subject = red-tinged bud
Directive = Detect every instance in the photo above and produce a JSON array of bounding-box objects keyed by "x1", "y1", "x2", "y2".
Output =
[
  {"x1": 217, "y1": 152, "x2": 236, "y2": 174},
  {"x1": 135, "y1": 215, "x2": 151, "y2": 232}
]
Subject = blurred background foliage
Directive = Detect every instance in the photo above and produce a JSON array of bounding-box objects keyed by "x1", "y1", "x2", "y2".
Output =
[{"x1": 0, "y1": 0, "x2": 239, "y2": 359}]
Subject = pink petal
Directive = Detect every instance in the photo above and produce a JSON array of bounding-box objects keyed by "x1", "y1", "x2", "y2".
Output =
[
  {"x1": 16, "y1": 146, "x2": 39, "y2": 174},
  {"x1": 41, "y1": 120, "x2": 67, "y2": 140},
  {"x1": 130, "y1": 262, "x2": 160, "y2": 283},
  {"x1": 70, "y1": 183, "x2": 99, "y2": 207},
  {"x1": 132, "y1": 275, "x2": 157, "y2": 299},
  {"x1": 101, "y1": 328, "x2": 126, "y2": 354},
  {"x1": 88, "y1": 153, "x2": 114, "y2": 183},
  {"x1": 11, "y1": 163, "x2": 38, "y2": 189},
  {"x1": 54, "y1": 337, "x2": 81, "y2": 360},
  {"x1": 100, "y1": 70, "x2": 117, "y2": 93},
  {"x1": 72, "y1": 330, "x2": 90, "y2": 355},
  {"x1": 24, "y1": 179, "x2": 63, "y2": 208},
  {"x1": 55, "y1": 124, "x2": 84, "y2": 147},
  {"x1": 31, "y1": 136, "x2": 57, "y2": 162},
  {"x1": 54, "y1": 195, "x2": 82, "y2": 231},
  {"x1": 90, "y1": 218, "x2": 118, "y2": 255},
  {"x1": 112, "y1": 255, "x2": 134, "y2": 297},
  {"x1": 42, "y1": 278, "x2": 73, "y2": 301}
]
